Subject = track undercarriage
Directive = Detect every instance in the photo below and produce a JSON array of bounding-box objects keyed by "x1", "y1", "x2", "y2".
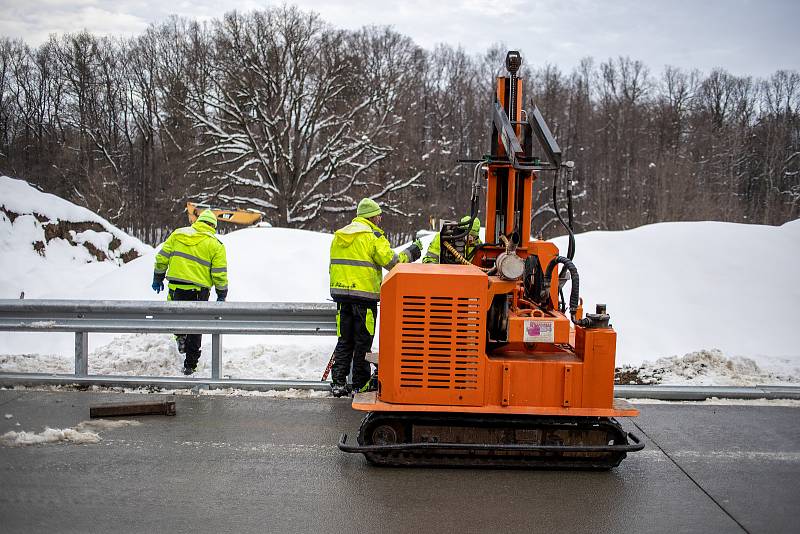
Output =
[{"x1": 339, "y1": 411, "x2": 643, "y2": 469}]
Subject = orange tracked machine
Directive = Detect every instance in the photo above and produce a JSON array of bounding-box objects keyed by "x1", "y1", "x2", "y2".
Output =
[{"x1": 339, "y1": 51, "x2": 643, "y2": 468}]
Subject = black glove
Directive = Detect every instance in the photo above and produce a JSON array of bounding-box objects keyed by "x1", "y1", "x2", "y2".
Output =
[
  {"x1": 216, "y1": 289, "x2": 228, "y2": 302},
  {"x1": 404, "y1": 240, "x2": 422, "y2": 262}
]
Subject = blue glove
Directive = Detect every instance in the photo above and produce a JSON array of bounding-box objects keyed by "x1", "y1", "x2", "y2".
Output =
[
  {"x1": 216, "y1": 289, "x2": 228, "y2": 302},
  {"x1": 151, "y1": 274, "x2": 164, "y2": 293}
]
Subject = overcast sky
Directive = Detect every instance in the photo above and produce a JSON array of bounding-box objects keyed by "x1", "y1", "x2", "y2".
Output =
[{"x1": 1, "y1": 0, "x2": 797, "y2": 78}]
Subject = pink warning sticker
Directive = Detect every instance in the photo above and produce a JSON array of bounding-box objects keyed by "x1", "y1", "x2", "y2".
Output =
[{"x1": 524, "y1": 320, "x2": 554, "y2": 342}]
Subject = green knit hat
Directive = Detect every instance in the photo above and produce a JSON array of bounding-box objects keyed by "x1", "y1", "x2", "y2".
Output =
[
  {"x1": 460, "y1": 215, "x2": 481, "y2": 237},
  {"x1": 197, "y1": 209, "x2": 218, "y2": 228},
  {"x1": 357, "y1": 198, "x2": 382, "y2": 218}
]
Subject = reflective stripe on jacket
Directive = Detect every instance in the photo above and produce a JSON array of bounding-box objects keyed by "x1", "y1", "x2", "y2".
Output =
[
  {"x1": 329, "y1": 217, "x2": 410, "y2": 302},
  {"x1": 154, "y1": 221, "x2": 228, "y2": 290},
  {"x1": 422, "y1": 233, "x2": 482, "y2": 264}
]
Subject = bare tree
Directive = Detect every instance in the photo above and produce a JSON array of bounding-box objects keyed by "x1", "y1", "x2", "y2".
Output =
[
  {"x1": 184, "y1": 8, "x2": 421, "y2": 228},
  {"x1": 748, "y1": 71, "x2": 800, "y2": 222}
]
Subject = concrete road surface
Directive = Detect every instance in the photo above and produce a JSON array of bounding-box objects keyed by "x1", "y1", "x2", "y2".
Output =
[{"x1": 0, "y1": 390, "x2": 798, "y2": 534}]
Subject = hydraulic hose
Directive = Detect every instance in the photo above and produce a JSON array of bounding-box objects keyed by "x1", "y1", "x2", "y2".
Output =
[
  {"x1": 566, "y1": 163, "x2": 575, "y2": 240},
  {"x1": 552, "y1": 164, "x2": 576, "y2": 260},
  {"x1": 542, "y1": 256, "x2": 590, "y2": 327},
  {"x1": 552, "y1": 162, "x2": 576, "y2": 312},
  {"x1": 443, "y1": 161, "x2": 484, "y2": 243}
]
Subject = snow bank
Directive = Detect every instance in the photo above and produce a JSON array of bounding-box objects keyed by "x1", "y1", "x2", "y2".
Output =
[
  {"x1": 616, "y1": 349, "x2": 798, "y2": 386},
  {"x1": 1, "y1": 427, "x2": 101, "y2": 446},
  {"x1": 0, "y1": 176, "x2": 152, "y2": 299},
  {"x1": 0, "y1": 333, "x2": 337, "y2": 379}
]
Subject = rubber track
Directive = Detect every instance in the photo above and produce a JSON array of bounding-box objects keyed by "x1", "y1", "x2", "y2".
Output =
[{"x1": 356, "y1": 412, "x2": 632, "y2": 469}]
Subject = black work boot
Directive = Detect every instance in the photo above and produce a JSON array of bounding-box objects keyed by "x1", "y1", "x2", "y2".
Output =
[
  {"x1": 330, "y1": 382, "x2": 350, "y2": 398},
  {"x1": 183, "y1": 353, "x2": 199, "y2": 376}
]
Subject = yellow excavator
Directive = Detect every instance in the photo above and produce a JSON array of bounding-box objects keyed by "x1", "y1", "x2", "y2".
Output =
[{"x1": 186, "y1": 202, "x2": 264, "y2": 227}]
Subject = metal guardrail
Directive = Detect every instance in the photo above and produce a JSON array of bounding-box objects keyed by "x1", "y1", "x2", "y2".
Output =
[
  {"x1": 1, "y1": 300, "x2": 798, "y2": 399},
  {"x1": 614, "y1": 384, "x2": 800, "y2": 401},
  {"x1": 0, "y1": 299, "x2": 337, "y2": 381}
]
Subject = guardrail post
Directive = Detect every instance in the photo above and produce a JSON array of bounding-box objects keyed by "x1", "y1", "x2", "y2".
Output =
[
  {"x1": 75, "y1": 331, "x2": 89, "y2": 377},
  {"x1": 211, "y1": 334, "x2": 221, "y2": 380}
]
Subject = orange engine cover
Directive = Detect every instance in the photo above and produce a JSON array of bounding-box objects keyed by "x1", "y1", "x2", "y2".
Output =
[{"x1": 379, "y1": 263, "x2": 487, "y2": 406}]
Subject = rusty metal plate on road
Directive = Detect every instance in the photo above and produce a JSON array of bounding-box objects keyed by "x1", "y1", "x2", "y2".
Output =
[{"x1": 89, "y1": 400, "x2": 176, "y2": 418}]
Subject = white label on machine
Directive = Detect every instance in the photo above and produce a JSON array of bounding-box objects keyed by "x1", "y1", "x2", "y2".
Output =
[{"x1": 524, "y1": 320, "x2": 554, "y2": 342}]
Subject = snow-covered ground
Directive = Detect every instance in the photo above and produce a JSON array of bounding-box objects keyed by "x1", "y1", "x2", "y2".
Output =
[
  {"x1": 0, "y1": 175, "x2": 798, "y2": 386},
  {"x1": 0, "y1": 417, "x2": 141, "y2": 447}
]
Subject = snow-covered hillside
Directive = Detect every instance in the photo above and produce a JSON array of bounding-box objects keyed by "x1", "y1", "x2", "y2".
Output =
[
  {"x1": 0, "y1": 176, "x2": 151, "y2": 299},
  {"x1": 0, "y1": 175, "x2": 798, "y2": 385}
]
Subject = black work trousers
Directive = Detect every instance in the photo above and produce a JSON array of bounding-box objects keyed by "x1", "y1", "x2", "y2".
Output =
[
  {"x1": 169, "y1": 286, "x2": 210, "y2": 368},
  {"x1": 331, "y1": 301, "x2": 377, "y2": 390}
]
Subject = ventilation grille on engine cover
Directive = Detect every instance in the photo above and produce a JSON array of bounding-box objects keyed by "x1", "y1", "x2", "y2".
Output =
[{"x1": 399, "y1": 295, "x2": 481, "y2": 390}]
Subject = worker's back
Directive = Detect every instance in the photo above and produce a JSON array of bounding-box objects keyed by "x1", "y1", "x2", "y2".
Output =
[
  {"x1": 157, "y1": 220, "x2": 227, "y2": 290},
  {"x1": 329, "y1": 216, "x2": 389, "y2": 303}
]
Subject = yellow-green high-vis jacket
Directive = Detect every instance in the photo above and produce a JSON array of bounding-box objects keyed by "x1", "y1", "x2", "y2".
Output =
[
  {"x1": 154, "y1": 221, "x2": 228, "y2": 291},
  {"x1": 329, "y1": 216, "x2": 412, "y2": 302},
  {"x1": 422, "y1": 233, "x2": 482, "y2": 263}
]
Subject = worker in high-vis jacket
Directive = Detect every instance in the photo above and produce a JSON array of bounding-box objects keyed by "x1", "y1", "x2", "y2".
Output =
[
  {"x1": 151, "y1": 209, "x2": 228, "y2": 375},
  {"x1": 328, "y1": 198, "x2": 423, "y2": 397},
  {"x1": 422, "y1": 215, "x2": 482, "y2": 263}
]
